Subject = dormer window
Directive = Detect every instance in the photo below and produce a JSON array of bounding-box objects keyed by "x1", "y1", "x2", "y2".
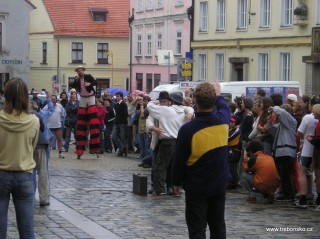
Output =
[{"x1": 89, "y1": 7, "x2": 108, "y2": 22}]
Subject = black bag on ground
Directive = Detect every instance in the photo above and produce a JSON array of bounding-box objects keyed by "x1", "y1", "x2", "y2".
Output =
[{"x1": 133, "y1": 173, "x2": 147, "y2": 196}]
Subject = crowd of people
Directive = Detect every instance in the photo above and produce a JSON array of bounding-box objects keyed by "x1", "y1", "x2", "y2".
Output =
[
  {"x1": 2, "y1": 71, "x2": 320, "y2": 238},
  {"x1": 225, "y1": 90, "x2": 320, "y2": 212}
]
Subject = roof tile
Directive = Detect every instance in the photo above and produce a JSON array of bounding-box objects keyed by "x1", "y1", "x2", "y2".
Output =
[{"x1": 43, "y1": 0, "x2": 129, "y2": 37}]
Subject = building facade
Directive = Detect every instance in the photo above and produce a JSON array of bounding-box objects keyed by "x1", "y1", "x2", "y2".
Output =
[
  {"x1": 0, "y1": 0, "x2": 35, "y2": 90},
  {"x1": 192, "y1": 0, "x2": 320, "y2": 95},
  {"x1": 130, "y1": 0, "x2": 192, "y2": 92},
  {"x1": 29, "y1": 0, "x2": 130, "y2": 96}
]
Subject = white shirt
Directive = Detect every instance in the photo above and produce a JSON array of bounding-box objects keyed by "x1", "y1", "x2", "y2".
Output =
[
  {"x1": 43, "y1": 103, "x2": 65, "y2": 129},
  {"x1": 298, "y1": 113, "x2": 318, "y2": 157},
  {"x1": 147, "y1": 101, "x2": 194, "y2": 139}
]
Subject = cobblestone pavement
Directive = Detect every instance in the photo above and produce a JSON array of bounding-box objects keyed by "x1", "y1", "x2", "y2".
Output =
[{"x1": 7, "y1": 147, "x2": 320, "y2": 239}]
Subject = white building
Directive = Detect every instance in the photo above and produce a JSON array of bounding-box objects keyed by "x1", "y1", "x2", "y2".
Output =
[
  {"x1": 192, "y1": 0, "x2": 320, "y2": 95},
  {"x1": 0, "y1": 0, "x2": 35, "y2": 91}
]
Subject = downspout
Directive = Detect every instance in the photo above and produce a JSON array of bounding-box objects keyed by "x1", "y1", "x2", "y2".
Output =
[
  {"x1": 187, "y1": 0, "x2": 194, "y2": 80},
  {"x1": 128, "y1": 9, "x2": 134, "y2": 92},
  {"x1": 57, "y1": 37, "x2": 60, "y2": 93}
]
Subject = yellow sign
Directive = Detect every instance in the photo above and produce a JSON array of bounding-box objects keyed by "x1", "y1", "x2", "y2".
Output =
[
  {"x1": 181, "y1": 70, "x2": 192, "y2": 77},
  {"x1": 182, "y1": 63, "x2": 192, "y2": 69}
]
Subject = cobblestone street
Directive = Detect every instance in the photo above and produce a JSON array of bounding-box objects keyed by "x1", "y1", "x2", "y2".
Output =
[{"x1": 7, "y1": 149, "x2": 320, "y2": 239}]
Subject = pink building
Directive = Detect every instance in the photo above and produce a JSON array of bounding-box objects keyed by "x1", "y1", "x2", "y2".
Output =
[{"x1": 129, "y1": 0, "x2": 191, "y2": 92}]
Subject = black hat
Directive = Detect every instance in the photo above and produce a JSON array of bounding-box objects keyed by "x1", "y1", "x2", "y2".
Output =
[
  {"x1": 170, "y1": 92, "x2": 183, "y2": 105},
  {"x1": 157, "y1": 91, "x2": 170, "y2": 100}
]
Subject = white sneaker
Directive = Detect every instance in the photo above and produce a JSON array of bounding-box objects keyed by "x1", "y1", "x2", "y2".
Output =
[{"x1": 59, "y1": 154, "x2": 65, "y2": 159}]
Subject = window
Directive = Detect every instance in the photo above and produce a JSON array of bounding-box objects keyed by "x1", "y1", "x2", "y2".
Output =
[
  {"x1": 97, "y1": 43, "x2": 108, "y2": 64},
  {"x1": 93, "y1": 12, "x2": 106, "y2": 21},
  {"x1": 171, "y1": 74, "x2": 178, "y2": 82},
  {"x1": 215, "y1": 54, "x2": 224, "y2": 82},
  {"x1": 259, "y1": 0, "x2": 270, "y2": 28},
  {"x1": 146, "y1": 34, "x2": 152, "y2": 56},
  {"x1": 42, "y1": 42, "x2": 47, "y2": 64},
  {"x1": 175, "y1": 0, "x2": 183, "y2": 6},
  {"x1": 147, "y1": 0, "x2": 153, "y2": 10},
  {"x1": 216, "y1": 0, "x2": 226, "y2": 31},
  {"x1": 281, "y1": 0, "x2": 293, "y2": 27},
  {"x1": 146, "y1": 73, "x2": 153, "y2": 92},
  {"x1": 176, "y1": 31, "x2": 182, "y2": 54},
  {"x1": 137, "y1": 34, "x2": 142, "y2": 55},
  {"x1": 280, "y1": 52, "x2": 291, "y2": 81},
  {"x1": 71, "y1": 42, "x2": 83, "y2": 63},
  {"x1": 136, "y1": 73, "x2": 143, "y2": 91},
  {"x1": 89, "y1": 8, "x2": 108, "y2": 22},
  {"x1": 258, "y1": 53, "x2": 269, "y2": 81},
  {"x1": 96, "y1": 78, "x2": 110, "y2": 96},
  {"x1": 157, "y1": 0, "x2": 163, "y2": 8},
  {"x1": 157, "y1": 33, "x2": 162, "y2": 50},
  {"x1": 198, "y1": 54, "x2": 207, "y2": 81},
  {"x1": 137, "y1": 0, "x2": 144, "y2": 12},
  {"x1": 199, "y1": 1, "x2": 208, "y2": 32},
  {"x1": 154, "y1": 74, "x2": 161, "y2": 87},
  {"x1": 237, "y1": 0, "x2": 247, "y2": 30},
  {"x1": 317, "y1": 0, "x2": 320, "y2": 24}
]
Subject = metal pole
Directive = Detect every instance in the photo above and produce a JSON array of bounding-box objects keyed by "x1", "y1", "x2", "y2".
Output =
[
  {"x1": 168, "y1": 51, "x2": 170, "y2": 82},
  {"x1": 106, "y1": 49, "x2": 113, "y2": 86},
  {"x1": 111, "y1": 51, "x2": 113, "y2": 85}
]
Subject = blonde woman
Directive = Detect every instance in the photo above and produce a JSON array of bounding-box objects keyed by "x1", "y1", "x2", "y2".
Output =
[{"x1": 0, "y1": 78, "x2": 39, "y2": 238}]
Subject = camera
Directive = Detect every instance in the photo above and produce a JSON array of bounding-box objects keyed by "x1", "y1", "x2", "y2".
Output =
[{"x1": 234, "y1": 96, "x2": 242, "y2": 105}]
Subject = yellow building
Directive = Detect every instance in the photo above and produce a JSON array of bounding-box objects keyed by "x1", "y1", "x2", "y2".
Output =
[
  {"x1": 29, "y1": 0, "x2": 130, "y2": 96},
  {"x1": 192, "y1": 0, "x2": 320, "y2": 95}
]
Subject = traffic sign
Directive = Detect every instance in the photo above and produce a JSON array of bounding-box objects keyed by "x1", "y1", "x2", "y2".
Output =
[
  {"x1": 181, "y1": 69, "x2": 192, "y2": 77},
  {"x1": 52, "y1": 82, "x2": 59, "y2": 88},
  {"x1": 182, "y1": 62, "x2": 192, "y2": 70}
]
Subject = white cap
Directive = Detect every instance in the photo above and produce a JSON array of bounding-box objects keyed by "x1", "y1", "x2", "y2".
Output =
[{"x1": 287, "y1": 94, "x2": 298, "y2": 102}]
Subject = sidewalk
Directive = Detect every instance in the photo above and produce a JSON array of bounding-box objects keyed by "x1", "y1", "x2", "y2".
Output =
[{"x1": 7, "y1": 149, "x2": 320, "y2": 238}]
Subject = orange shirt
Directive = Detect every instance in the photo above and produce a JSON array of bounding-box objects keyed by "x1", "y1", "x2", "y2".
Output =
[{"x1": 243, "y1": 151, "x2": 280, "y2": 193}]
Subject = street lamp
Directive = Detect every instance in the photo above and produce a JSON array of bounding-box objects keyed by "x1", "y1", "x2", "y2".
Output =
[{"x1": 105, "y1": 49, "x2": 113, "y2": 85}]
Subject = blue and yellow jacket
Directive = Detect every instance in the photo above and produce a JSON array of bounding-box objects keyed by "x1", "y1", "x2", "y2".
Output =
[{"x1": 172, "y1": 96, "x2": 230, "y2": 196}]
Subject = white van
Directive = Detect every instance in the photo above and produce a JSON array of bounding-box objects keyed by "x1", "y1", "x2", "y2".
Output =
[
  {"x1": 219, "y1": 81, "x2": 302, "y2": 101},
  {"x1": 149, "y1": 81, "x2": 302, "y2": 102},
  {"x1": 149, "y1": 82, "x2": 201, "y2": 100}
]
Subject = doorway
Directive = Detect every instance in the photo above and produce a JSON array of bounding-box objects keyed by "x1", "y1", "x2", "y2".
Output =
[{"x1": 229, "y1": 57, "x2": 249, "y2": 82}]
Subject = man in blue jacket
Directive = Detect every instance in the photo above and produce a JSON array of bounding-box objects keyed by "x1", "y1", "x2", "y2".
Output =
[{"x1": 172, "y1": 81, "x2": 230, "y2": 239}]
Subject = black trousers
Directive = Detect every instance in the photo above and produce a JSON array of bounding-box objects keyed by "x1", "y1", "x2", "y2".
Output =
[
  {"x1": 186, "y1": 193, "x2": 226, "y2": 239},
  {"x1": 275, "y1": 156, "x2": 295, "y2": 199}
]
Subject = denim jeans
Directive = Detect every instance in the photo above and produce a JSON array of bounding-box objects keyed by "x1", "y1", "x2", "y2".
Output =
[
  {"x1": 0, "y1": 170, "x2": 35, "y2": 239},
  {"x1": 112, "y1": 124, "x2": 127, "y2": 150},
  {"x1": 63, "y1": 123, "x2": 76, "y2": 152},
  {"x1": 242, "y1": 172, "x2": 255, "y2": 195},
  {"x1": 138, "y1": 133, "x2": 151, "y2": 159}
]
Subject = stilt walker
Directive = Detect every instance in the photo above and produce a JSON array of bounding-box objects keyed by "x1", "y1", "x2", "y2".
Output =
[{"x1": 69, "y1": 65, "x2": 100, "y2": 159}]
